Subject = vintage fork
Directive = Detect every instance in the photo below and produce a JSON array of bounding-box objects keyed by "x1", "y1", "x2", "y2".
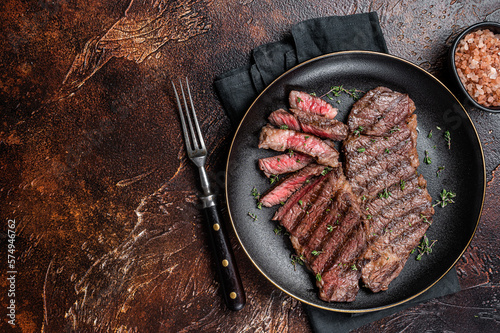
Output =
[{"x1": 172, "y1": 78, "x2": 245, "y2": 311}]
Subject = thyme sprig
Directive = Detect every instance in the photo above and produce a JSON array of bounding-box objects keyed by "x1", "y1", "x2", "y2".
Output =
[
  {"x1": 321, "y1": 85, "x2": 363, "y2": 101},
  {"x1": 433, "y1": 189, "x2": 456, "y2": 207},
  {"x1": 414, "y1": 234, "x2": 437, "y2": 261}
]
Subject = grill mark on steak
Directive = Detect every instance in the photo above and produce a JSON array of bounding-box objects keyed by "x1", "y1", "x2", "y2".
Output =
[
  {"x1": 300, "y1": 190, "x2": 350, "y2": 254},
  {"x1": 343, "y1": 87, "x2": 434, "y2": 294},
  {"x1": 361, "y1": 208, "x2": 433, "y2": 292},
  {"x1": 347, "y1": 86, "x2": 416, "y2": 136},
  {"x1": 290, "y1": 169, "x2": 343, "y2": 237},
  {"x1": 345, "y1": 137, "x2": 415, "y2": 183},
  {"x1": 259, "y1": 152, "x2": 314, "y2": 177},
  {"x1": 289, "y1": 90, "x2": 338, "y2": 119},
  {"x1": 279, "y1": 174, "x2": 331, "y2": 231},
  {"x1": 259, "y1": 164, "x2": 326, "y2": 207},
  {"x1": 363, "y1": 173, "x2": 421, "y2": 216},
  {"x1": 309, "y1": 203, "x2": 362, "y2": 274},
  {"x1": 258, "y1": 125, "x2": 340, "y2": 167},
  {"x1": 350, "y1": 157, "x2": 417, "y2": 199},
  {"x1": 272, "y1": 174, "x2": 325, "y2": 221},
  {"x1": 317, "y1": 224, "x2": 366, "y2": 302},
  {"x1": 290, "y1": 108, "x2": 348, "y2": 141}
]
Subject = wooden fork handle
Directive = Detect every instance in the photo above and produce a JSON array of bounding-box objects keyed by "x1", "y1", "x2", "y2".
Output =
[{"x1": 203, "y1": 201, "x2": 246, "y2": 311}]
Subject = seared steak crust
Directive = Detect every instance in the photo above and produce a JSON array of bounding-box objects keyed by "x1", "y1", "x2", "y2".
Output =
[
  {"x1": 275, "y1": 168, "x2": 367, "y2": 302},
  {"x1": 347, "y1": 86, "x2": 416, "y2": 136},
  {"x1": 343, "y1": 87, "x2": 434, "y2": 293}
]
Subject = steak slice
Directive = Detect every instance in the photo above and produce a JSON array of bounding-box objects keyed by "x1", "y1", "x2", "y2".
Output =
[
  {"x1": 258, "y1": 125, "x2": 340, "y2": 167},
  {"x1": 268, "y1": 109, "x2": 301, "y2": 131},
  {"x1": 291, "y1": 108, "x2": 348, "y2": 141},
  {"x1": 347, "y1": 86, "x2": 416, "y2": 136},
  {"x1": 285, "y1": 172, "x2": 366, "y2": 302},
  {"x1": 289, "y1": 90, "x2": 338, "y2": 119},
  {"x1": 278, "y1": 173, "x2": 331, "y2": 231},
  {"x1": 258, "y1": 152, "x2": 313, "y2": 177},
  {"x1": 272, "y1": 173, "x2": 326, "y2": 221},
  {"x1": 269, "y1": 108, "x2": 348, "y2": 141},
  {"x1": 259, "y1": 164, "x2": 326, "y2": 207}
]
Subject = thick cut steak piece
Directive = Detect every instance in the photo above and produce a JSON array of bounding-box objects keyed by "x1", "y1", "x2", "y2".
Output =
[
  {"x1": 258, "y1": 152, "x2": 313, "y2": 177},
  {"x1": 258, "y1": 125, "x2": 339, "y2": 167},
  {"x1": 289, "y1": 90, "x2": 338, "y2": 119},
  {"x1": 259, "y1": 164, "x2": 326, "y2": 207},
  {"x1": 268, "y1": 108, "x2": 348, "y2": 141},
  {"x1": 343, "y1": 87, "x2": 434, "y2": 293},
  {"x1": 274, "y1": 168, "x2": 366, "y2": 302}
]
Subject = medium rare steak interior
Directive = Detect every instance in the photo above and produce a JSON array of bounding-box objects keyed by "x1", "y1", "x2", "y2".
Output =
[{"x1": 256, "y1": 87, "x2": 435, "y2": 302}]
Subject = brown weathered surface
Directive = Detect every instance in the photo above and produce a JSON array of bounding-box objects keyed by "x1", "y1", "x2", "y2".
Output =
[{"x1": 0, "y1": 0, "x2": 499, "y2": 332}]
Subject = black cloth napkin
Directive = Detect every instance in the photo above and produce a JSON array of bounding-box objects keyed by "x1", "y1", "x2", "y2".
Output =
[{"x1": 214, "y1": 12, "x2": 461, "y2": 333}]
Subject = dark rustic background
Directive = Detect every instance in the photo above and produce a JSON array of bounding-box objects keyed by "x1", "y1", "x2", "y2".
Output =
[{"x1": 1, "y1": 0, "x2": 499, "y2": 332}]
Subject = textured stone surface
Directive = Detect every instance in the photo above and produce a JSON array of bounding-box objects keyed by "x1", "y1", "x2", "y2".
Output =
[{"x1": 1, "y1": 0, "x2": 499, "y2": 332}]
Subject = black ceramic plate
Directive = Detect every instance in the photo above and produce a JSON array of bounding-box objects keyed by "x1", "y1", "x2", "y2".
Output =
[{"x1": 225, "y1": 51, "x2": 485, "y2": 312}]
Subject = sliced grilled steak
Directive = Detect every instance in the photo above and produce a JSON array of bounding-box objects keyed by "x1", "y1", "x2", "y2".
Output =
[
  {"x1": 277, "y1": 173, "x2": 332, "y2": 231},
  {"x1": 282, "y1": 170, "x2": 366, "y2": 302},
  {"x1": 290, "y1": 108, "x2": 348, "y2": 141},
  {"x1": 268, "y1": 109, "x2": 301, "y2": 131},
  {"x1": 258, "y1": 125, "x2": 340, "y2": 167},
  {"x1": 258, "y1": 152, "x2": 313, "y2": 177},
  {"x1": 259, "y1": 164, "x2": 326, "y2": 207},
  {"x1": 272, "y1": 173, "x2": 327, "y2": 221},
  {"x1": 289, "y1": 90, "x2": 338, "y2": 119},
  {"x1": 347, "y1": 86, "x2": 416, "y2": 136},
  {"x1": 269, "y1": 108, "x2": 348, "y2": 141}
]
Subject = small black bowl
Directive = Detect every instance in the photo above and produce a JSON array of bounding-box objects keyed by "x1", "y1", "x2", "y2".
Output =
[{"x1": 448, "y1": 21, "x2": 500, "y2": 113}]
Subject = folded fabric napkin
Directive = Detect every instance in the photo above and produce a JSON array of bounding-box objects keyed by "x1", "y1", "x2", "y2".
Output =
[{"x1": 214, "y1": 12, "x2": 461, "y2": 333}]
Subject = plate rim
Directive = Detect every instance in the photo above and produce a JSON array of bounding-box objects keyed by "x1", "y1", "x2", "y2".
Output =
[{"x1": 224, "y1": 50, "x2": 486, "y2": 313}]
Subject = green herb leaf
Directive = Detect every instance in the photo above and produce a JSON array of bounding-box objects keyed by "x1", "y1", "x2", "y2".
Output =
[
  {"x1": 424, "y1": 150, "x2": 432, "y2": 164},
  {"x1": 444, "y1": 130, "x2": 451, "y2": 149},
  {"x1": 436, "y1": 166, "x2": 445, "y2": 177},
  {"x1": 291, "y1": 254, "x2": 305, "y2": 270},
  {"x1": 433, "y1": 189, "x2": 456, "y2": 208},
  {"x1": 415, "y1": 234, "x2": 437, "y2": 260},
  {"x1": 357, "y1": 147, "x2": 366, "y2": 153},
  {"x1": 354, "y1": 126, "x2": 364, "y2": 136},
  {"x1": 321, "y1": 167, "x2": 332, "y2": 176}
]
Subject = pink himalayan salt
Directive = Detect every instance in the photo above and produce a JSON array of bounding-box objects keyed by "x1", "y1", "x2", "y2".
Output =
[{"x1": 455, "y1": 28, "x2": 500, "y2": 107}]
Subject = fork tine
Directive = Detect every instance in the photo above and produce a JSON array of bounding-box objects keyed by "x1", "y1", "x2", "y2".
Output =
[
  {"x1": 184, "y1": 78, "x2": 206, "y2": 151},
  {"x1": 178, "y1": 79, "x2": 199, "y2": 151},
  {"x1": 172, "y1": 80, "x2": 193, "y2": 151}
]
